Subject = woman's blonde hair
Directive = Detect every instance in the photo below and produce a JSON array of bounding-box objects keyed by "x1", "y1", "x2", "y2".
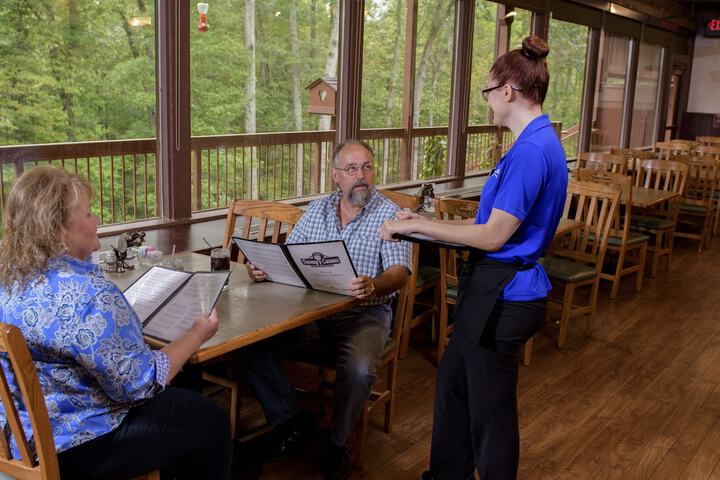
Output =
[{"x1": 0, "y1": 166, "x2": 92, "y2": 291}]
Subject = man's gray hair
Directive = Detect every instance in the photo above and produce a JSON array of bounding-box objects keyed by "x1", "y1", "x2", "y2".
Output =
[{"x1": 332, "y1": 139, "x2": 374, "y2": 167}]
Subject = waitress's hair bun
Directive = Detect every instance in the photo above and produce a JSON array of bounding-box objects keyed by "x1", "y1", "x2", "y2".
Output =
[{"x1": 522, "y1": 36, "x2": 549, "y2": 61}]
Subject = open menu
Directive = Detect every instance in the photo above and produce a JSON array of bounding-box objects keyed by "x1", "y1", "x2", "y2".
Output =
[
  {"x1": 232, "y1": 237, "x2": 358, "y2": 296},
  {"x1": 123, "y1": 266, "x2": 230, "y2": 342}
]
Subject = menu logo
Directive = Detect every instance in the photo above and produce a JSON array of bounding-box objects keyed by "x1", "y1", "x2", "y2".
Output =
[{"x1": 300, "y1": 252, "x2": 341, "y2": 267}]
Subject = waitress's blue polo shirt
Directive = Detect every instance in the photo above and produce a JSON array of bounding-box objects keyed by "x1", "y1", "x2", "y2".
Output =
[{"x1": 474, "y1": 114, "x2": 568, "y2": 301}]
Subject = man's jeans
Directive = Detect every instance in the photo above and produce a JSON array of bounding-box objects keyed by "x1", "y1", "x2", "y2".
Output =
[{"x1": 239, "y1": 304, "x2": 391, "y2": 446}]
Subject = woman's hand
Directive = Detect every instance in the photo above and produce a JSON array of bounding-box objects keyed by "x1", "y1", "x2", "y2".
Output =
[
  {"x1": 245, "y1": 262, "x2": 267, "y2": 282},
  {"x1": 378, "y1": 218, "x2": 419, "y2": 241},
  {"x1": 396, "y1": 210, "x2": 424, "y2": 220},
  {"x1": 190, "y1": 308, "x2": 219, "y2": 344}
]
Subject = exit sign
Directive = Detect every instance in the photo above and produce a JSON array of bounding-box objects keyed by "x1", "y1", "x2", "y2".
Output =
[{"x1": 704, "y1": 16, "x2": 720, "y2": 37}]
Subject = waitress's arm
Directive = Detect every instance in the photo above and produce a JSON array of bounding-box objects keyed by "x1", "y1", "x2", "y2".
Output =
[{"x1": 379, "y1": 208, "x2": 521, "y2": 252}]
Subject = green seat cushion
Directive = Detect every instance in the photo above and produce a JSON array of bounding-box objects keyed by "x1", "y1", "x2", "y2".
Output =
[
  {"x1": 607, "y1": 232, "x2": 650, "y2": 246},
  {"x1": 539, "y1": 256, "x2": 596, "y2": 283},
  {"x1": 587, "y1": 231, "x2": 650, "y2": 246},
  {"x1": 416, "y1": 265, "x2": 440, "y2": 289},
  {"x1": 680, "y1": 203, "x2": 711, "y2": 213},
  {"x1": 630, "y1": 215, "x2": 674, "y2": 230}
]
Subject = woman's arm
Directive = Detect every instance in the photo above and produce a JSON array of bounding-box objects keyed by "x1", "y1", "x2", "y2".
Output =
[
  {"x1": 160, "y1": 309, "x2": 219, "y2": 383},
  {"x1": 379, "y1": 208, "x2": 521, "y2": 252}
]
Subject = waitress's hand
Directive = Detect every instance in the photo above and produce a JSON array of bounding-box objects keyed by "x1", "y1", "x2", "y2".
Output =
[
  {"x1": 396, "y1": 210, "x2": 425, "y2": 221},
  {"x1": 378, "y1": 218, "x2": 419, "y2": 241}
]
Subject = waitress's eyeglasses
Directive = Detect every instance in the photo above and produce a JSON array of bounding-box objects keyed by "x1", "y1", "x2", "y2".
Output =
[{"x1": 481, "y1": 84, "x2": 522, "y2": 101}]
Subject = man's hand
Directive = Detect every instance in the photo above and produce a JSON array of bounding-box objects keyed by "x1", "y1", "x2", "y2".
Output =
[
  {"x1": 349, "y1": 275, "x2": 375, "y2": 299},
  {"x1": 245, "y1": 262, "x2": 268, "y2": 282}
]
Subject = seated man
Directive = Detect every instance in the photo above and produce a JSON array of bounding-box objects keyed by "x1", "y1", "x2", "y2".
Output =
[{"x1": 242, "y1": 139, "x2": 411, "y2": 480}]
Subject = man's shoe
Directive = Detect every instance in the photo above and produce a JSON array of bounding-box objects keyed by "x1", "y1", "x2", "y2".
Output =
[
  {"x1": 265, "y1": 411, "x2": 315, "y2": 462},
  {"x1": 323, "y1": 442, "x2": 351, "y2": 480}
]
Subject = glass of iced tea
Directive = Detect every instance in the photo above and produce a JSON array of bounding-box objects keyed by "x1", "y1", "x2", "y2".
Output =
[{"x1": 210, "y1": 248, "x2": 231, "y2": 288}]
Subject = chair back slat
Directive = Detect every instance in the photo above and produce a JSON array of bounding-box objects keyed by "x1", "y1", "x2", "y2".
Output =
[
  {"x1": 553, "y1": 180, "x2": 621, "y2": 273},
  {"x1": 379, "y1": 189, "x2": 421, "y2": 211},
  {"x1": 683, "y1": 158, "x2": 718, "y2": 208},
  {"x1": 0, "y1": 323, "x2": 60, "y2": 480},
  {"x1": 697, "y1": 136, "x2": 720, "y2": 146},
  {"x1": 577, "y1": 152, "x2": 627, "y2": 175},
  {"x1": 434, "y1": 198, "x2": 479, "y2": 279},
  {"x1": 223, "y1": 200, "x2": 304, "y2": 262},
  {"x1": 577, "y1": 170, "x2": 632, "y2": 240},
  {"x1": 636, "y1": 159, "x2": 687, "y2": 194},
  {"x1": 694, "y1": 145, "x2": 720, "y2": 162}
]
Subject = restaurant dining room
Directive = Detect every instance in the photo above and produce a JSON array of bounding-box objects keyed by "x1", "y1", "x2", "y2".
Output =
[{"x1": 1, "y1": 0, "x2": 720, "y2": 479}]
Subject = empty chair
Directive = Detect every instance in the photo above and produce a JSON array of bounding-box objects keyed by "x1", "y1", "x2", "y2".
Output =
[
  {"x1": 576, "y1": 170, "x2": 648, "y2": 298},
  {"x1": 697, "y1": 136, "x2": 720, "y2": 147},
  {"x1": 576, "y1": 152, "x2": 627, "y2": 175},
  {"x1": 655, "y1": 141, "x2": 693, "y2": 160},
  {"x1": 540, "y1": 180, "x2": 621, "y2": 347},
  {"x1": 611, "y1": 148, "x2": 656, "y2": 183},
  {"x1": 674, "y1": 157, "x2": 718, "y2": 252},
  {"x1": 631, "y1": 160, "x2": 688, "y2": 276}
]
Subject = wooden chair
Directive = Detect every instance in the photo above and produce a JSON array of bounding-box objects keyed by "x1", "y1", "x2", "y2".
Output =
[
  {"x1": 540, "y1": 180, "x2": 621, "y2": 347},
  {"x1": 379, "y1": 189, "x2": 440, "y2": 360},
  {"x1": 0, "y1": 323, "x2": 159, "y2": 480},
  {"x1": 630, "y1": 160, "x2": 688, "y2": 276},
  {"x1": 223, "y1": 199, "x2": 304, "y2": 261},
  {"x1": 577, "y1": 170, "x2": 648, "y2": 298},
  {"x1": 296, "y1": 276, "x2": 411, "y2": 466},
  {"x1": 697, "y1": 136, "x2": 720, "y2": 147},
  {"x1": 610, "y1": 148, "x2": 656, "y2": 183},
  {"x1": 434, "y1": 198, "x2": 479, "y2": 363},
  {"x1": 693, "y1": 146, "x2": 720, "y2": 234},
  {"x1": 576, "y1": 152, "x2": 627, "y2": 175},
  {"x1": 673, "y1": 157, "x2": 718, "y2": 252},
  {"x1": 655, "y1": 141, "x2": 693, "y2": 160},
  {"x1": 207, "y1": 199, "x2": 305, "y2": 439}
]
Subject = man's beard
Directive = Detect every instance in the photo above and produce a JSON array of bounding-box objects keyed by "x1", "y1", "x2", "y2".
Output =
[{"x1": 347, "y1": 180, "x2": 372, "y2": 207}]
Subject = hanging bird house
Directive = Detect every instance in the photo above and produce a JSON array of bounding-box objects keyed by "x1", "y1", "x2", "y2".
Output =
[{"x1": 305, "y1": 77, "x2": 337, "y2": 116}]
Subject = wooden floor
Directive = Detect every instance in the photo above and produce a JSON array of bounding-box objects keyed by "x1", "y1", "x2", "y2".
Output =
[{"x1": 241, "y1": 236, "x2": 720, "y2": 480}]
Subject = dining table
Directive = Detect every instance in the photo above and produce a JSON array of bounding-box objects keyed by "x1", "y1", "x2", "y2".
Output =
[{"x1": 107, "y1": 251, "x2": 358, "y2": 364}]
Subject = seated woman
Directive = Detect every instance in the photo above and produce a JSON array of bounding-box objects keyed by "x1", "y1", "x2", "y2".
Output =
[{"x1": 0, "y1": 167, "x2": 232, "y2": 480}]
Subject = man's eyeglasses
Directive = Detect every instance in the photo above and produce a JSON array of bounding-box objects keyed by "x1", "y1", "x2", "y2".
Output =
[
  {"x1": 481, "y1": 84, "x2": 522, "y2": 101},
  {"x1": 334, "y1": 162, "x2": 374, "y2": 176}
]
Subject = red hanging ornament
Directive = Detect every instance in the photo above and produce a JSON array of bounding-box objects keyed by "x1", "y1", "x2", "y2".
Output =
[{"x1": 197, "y1": 3, "x2": 209, "y2": 32}]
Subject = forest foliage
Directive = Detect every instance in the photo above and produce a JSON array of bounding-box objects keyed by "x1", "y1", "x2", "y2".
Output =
[{"x1": 0, "y1": 0, "x2": 586, "y2": 225}]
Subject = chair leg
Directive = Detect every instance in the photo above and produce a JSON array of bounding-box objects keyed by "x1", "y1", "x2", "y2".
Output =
[
  {"x1": 353, "y1": 405, "x2": 369, "y2": 467},
  {"x1": 610, "y1": 248, "x2": 625, "y2": 299},
  {"x1": 636, "y1": 242, "x2": 647, "y2": 292},
  {"x1": 398, "y1": 288, "x2": 416, "y2": 360},
  {"x1": 650, "y1": 231, "x2": 661, "y2": 277},
  {"x1": 586, "y1": 279, "x2": 600, "y2": 337},
  {"x1": 522, "y1": 336, "x2": 534, "y2": 366},
  {"x1": 558, "y1": 284, "x2": 575, "y2": 348},
  {"x1": 384, "y1": 359, "x2": 398, "y2": 433},
  {"x1": 437, "y1": 300, "x2": 449, "y2": 364}
]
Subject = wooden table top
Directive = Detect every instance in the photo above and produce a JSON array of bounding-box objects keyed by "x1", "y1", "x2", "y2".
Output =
[
  {"x1": 625, "y1": 187, "x2": 681, "y2": 208},
  {"x1": 107, "y1": 252, "x2": 358, "y2": 363}
]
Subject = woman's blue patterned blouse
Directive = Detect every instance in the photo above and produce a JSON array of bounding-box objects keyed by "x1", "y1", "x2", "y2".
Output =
[{"x1": 0, "y1": 255, "x2": 169, "y2": 455}]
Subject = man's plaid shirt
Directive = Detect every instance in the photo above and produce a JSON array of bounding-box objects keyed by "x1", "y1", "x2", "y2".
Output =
[{"x1": 287, "y1": 188, "x2": 412, "y2": 305}]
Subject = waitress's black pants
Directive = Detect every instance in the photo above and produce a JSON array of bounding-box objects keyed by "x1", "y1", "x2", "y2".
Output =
[{"x1": 429, "y1": 299, "x2": 545, "y2": 480}]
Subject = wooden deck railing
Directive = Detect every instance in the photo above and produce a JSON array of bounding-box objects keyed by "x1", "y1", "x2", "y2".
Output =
[{"x1": 0, "y1": 122, "x2": 560, "y2": 228}]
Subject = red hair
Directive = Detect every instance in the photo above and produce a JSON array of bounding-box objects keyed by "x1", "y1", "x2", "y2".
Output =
[{"x1": 490, "y1": 36, "x2": 550, "y2": 106}]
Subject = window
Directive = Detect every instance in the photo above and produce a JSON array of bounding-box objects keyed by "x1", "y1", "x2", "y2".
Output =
[
  {"x1": 189, "y1": 0, "x2": 339, "y2": 207},
  {"x1": 591, "y1": 34, "x2": 630, "y2": 151},
  {"x1": 0, "y1": 1, "x2": 158, "y2": 226},
  {"x1": 630, "y1": 43, "x2": 662, "y2": 149},
  {"x1": 546, "y1": 19, "x2": 588, "y2": 158}
]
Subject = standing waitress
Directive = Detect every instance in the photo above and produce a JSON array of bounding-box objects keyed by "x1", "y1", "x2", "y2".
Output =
[{"x1": 379, "y1": 36, "x2": 568, "y2": 480}]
